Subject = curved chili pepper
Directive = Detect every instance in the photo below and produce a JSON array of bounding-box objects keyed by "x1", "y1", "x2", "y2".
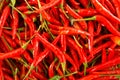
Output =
[
  {"x1": 0, "y1": 5, "x2": 10, "y2": 37},
  {"x1": 36, "y1": 32, "x2": 66, "y2": 72},
  {"x1": 91, "y1": 0, "x2": 120, "y2": 23},
  {"x1": 41, "y1": 11, "x2": 61, "y2": 25},
  {"x1": 3, "y1": 33, "x2": 17, "y2": 48},
  {"x1": 89, "y1": 56, "x2": 120, "y2": 72},
  {"x1": 112, "y1": 0, "x2": 120, "y2": 18},
  {"x1": 94, "y1": 34, "x2": 113, "y2": 45},
  {"x1": 69, "y1": 0, "x2": 79, "y2": 6},
  {"x1": 35, "y1": 0, "x2": 61, "y2": 13},
  {"x1": 32, "y1": 35, "x2": 60, "y2": 66},
  {"x1": 67, "y1": 37, "x2": 87, "y2": 66},
  {"x1": 105, "y1": 0, "x2": 116, "y2": 14},
  {"x1": 82, "y1": 15, "x2": 120, "y2": 36},
  {"x1": 64, "y1": 53, "x2": 78, "y2": 71},
  {"x1": 65, "y1": 4, "x2": 87, "y2": 30},
  {"x1": 88, "y1": 41, "x2": 112, "y2": 62},
  {"x1": 24, "y1": 16, "x2": 35, "y2": 37},
  {"x1": 78, "y1": 0, "x2": 89, "y2": 8}
]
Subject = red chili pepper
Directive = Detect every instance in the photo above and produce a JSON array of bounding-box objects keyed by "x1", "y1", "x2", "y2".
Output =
[
  {"x1": 16, "y1": 5, "x2": 29, "y2": 11},
  {"x1": 111, "y1": 36, "x2": 120, "y2": 45},
  {"x1": 48, "y1": 59, "x2": 57, "y2": 78},
  {"x1": 69, "y1": 0, "x2": 79, "y2": 6},
  {"x1": 60, "y1": 35, "x2": 66, "y2": 52},
  {"x1": 112, "y1": 0, "x2": 120, "y2": 18},
  {"x1": 70, "y1": 49, "x2": 80, "y2": 69},
  {"x1": 101, "y1": 49, "x2": 107, "y2": 63},
  {"x1": 11, "y1": 10, "x2": 19, "y2": 39},
  {"x1": 88, "y1": 21, "x2": 94, "y2": 57},
  {"x1": 4, "y1": 74, "x2": 13, "y2": 80},
  {"x1": 31, "y1": 70, "x2": 47, "y2": 80},
  {"x1": 92, "y1": 69, "x2": 120, "y2": 75},
  {"x1": 36, "y1": 32, "x2": 66, "y2": 72},
  {"x1": 24, "y1": 16, "x2": 35, "y2": 37},
  {"x1": 58, "y1": 27, "x2": 90, "y2": 36},
  {"x1": 0, "y1": 61, "x2": 3, "y2": 80},
  {"x1": 83, "y1": 15, "x2": 120, "y2": 36},
  {"x1": 0, "y1": 48, "x2": 25, "y2": 60},
  {"x1": 78, "y1": 0, "x2": 89, "y2": 8},
  {"x1": 65, "y1": 4, "x2": 87, "y2": 30},
  {"x1": 3, "y1": 33, "x2": 17, "y2": 48},
  {"x1": 94, "y1": 34, "x2": 113, "y2": 45},
  {"x1": 105, "y1": 0, "x2": 116, "y2": 14},
  {"x1": 59, "y1": 11, "x2": 69, "y2": 26},
  {"x1": 32, "y1": 35, "x2": 60, "y2": 66},
  {"x1": 35, "y1": 0, "x2": 61, "y2": 13},
  {"x1": 64, "y1": 53, "x2": 78, "y2": 71},
  {"x1": 77, "y1": 8, "x2": 97, "y2": 17},
  {"x1": 94, "y1": 23, "x2": 101, "y2": 36},
  {"x1": 41, "y1": 11, "x2": 61, "y2": 25},
  {"x1": 67, "y1": 37, "x2": 87, "y2": 64},
  {"x1": 0, "y1": 5, "x2": 10, "y2": 37},
  {"x1": 91, "y1": 0, "x2": 120, "y2": 23},
  {"x1": 88, "y1": 41, "x2": 112, "y2": 62},
  {"x1": 89, "y1": 56, "x2": 120, "y2": 72},
  {"x1": 78, "y1": 74, "x2": 100, "y2": 80},
  {"x1": 23, "y1": 51, "x2": 33, "y2": 63},
  {"x1": 31, "y1": 37, "x2": 39, "y2": 58},
  {"x1": 107, "y1": 47, "x2": 115, "y2": 60}
]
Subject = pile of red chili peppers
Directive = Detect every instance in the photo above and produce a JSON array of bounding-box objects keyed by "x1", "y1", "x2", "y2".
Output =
[{"x1": 1, "y1": 0, "x2": 120, "y2": 80}]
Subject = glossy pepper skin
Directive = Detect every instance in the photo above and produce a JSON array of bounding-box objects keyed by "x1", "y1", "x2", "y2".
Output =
[
  {"x1": 0, "y1": 6, "x2": 10, "y2": 37},
  {"x1": 92, "y1": 0, "x2": 120, "y2": 23}
]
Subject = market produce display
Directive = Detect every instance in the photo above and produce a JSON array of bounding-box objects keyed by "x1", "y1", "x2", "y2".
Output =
[{"x1": 0, "y1": 0, "x2": 120, "y2": 80}]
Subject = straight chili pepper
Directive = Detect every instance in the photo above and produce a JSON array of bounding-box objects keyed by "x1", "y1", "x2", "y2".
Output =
[
  {"x1": 92, "y1": 69, "x2": 120, "y2": 75},
  {"x1": 70, "y1": 49, "x2": 80, "y2": 69},
  {"x1": 77, "y1": 8, "x2": 97, "y2": 17},
  {"x1": 0, "y1": 5, "x2": 10, "y2": 37},
  {"x1": 88, "y1": 21, "x2": 94, "y2": 57},
  {"x1": 91, "y1": 0, "x2": 120, "y2": 23},
  {"x1": 60, "y1": 35, "x2": 66, "y2": 52},
  {"x1": 58, "y1": 27, "x2": 90, "y2": 36},
  {"x1": 11, "y1": 10, "x2": 19, "y2": 39},
  {"x1": 101, "y1": 49, "x2": 107, "y2": 63},
  {"x1": 48, "y1": 58, "x2": 57, "y2": 78}
]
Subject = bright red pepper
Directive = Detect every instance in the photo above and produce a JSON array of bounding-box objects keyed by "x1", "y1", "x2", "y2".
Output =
[{"x1": 0, "y1": 6, "x2": 10, "y2": 37}]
